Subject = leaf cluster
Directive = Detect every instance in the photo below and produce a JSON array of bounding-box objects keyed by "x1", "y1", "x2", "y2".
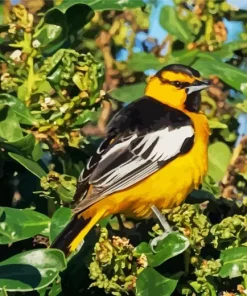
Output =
[{"x1": 1, "y1": 0, "x2": 247, "y2": 296}]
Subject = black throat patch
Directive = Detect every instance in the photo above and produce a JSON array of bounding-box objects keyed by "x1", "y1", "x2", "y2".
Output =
[{"x1": 184, "y1": 91, "x2": 201, "y2": 113}]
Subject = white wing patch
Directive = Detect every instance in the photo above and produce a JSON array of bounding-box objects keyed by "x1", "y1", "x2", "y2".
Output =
[
  {"x1": 133, "y1": 125, "x2": 194, "y2": 161},
  {"x1": 89, "y1": 125, "x2": 194, "y2": 197}
]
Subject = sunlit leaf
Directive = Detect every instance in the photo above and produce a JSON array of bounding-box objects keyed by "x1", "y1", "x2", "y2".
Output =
[
  {"x1": 128, "y1": 52, "x2": 161, "y2": 72},
  {"x1": 220, "y1": 247, "x2": 247, "y2": 278},
  {"x1": 88, "y1": 0, "x2": 144, "y2": 10},
  {"x1": 136, "y1": 268, "x2": 181, "y2": 296},
  {"x1": 208, "y1": 142, "x2": 232, "y2": 181},
  {"x1": 0, "y1": 106, "x2": 23, "y2": 142},
  {"x1": 0, "y1": 249, "x2": 66, "y2": 291},
  {"x1": 72, "y1": 109, "x2": 99, "y2": 127},
  {"x1": 192, "y1": 56, "x2": 247, "y2": 92},
  {"x1": 0, "y1": 207, "x2": 50, "y2": 244},
  {"x1": 50, "y1": 207, "x2": 72, "y2": 244},
  {"x1": 208, "y1": 119, "x2": 228, "y2": 129},
  {"x1": 160, "y1": 6, "x2": 194, "y2": 43},
  {"x1": 34, "y1": 23, "x2": 64, "y2": 54},
  {"x1": 0, "y1": 93, "x2": 36, "y2": 125},
  {"x1": 135, "y1": 232, "x2": 189, "y2": 267}
]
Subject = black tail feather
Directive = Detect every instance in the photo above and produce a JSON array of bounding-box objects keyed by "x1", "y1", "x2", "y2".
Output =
[{"x1": 50, "y1": 214, "x2": 90, "y2": 257}]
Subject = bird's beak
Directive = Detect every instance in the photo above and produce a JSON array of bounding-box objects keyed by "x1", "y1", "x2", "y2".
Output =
[{"x1": 186, "y1": 80, "x2": 209, "y2": 94}]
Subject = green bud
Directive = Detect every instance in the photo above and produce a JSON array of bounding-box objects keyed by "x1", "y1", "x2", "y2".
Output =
[{"x1": 56, "y1": 118, "x2": 64, "y2": 126}]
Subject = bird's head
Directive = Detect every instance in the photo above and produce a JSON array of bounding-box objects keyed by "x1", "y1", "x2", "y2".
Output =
[{"x1": 145, "y1": 64, "x2": 209, "y2": 113}]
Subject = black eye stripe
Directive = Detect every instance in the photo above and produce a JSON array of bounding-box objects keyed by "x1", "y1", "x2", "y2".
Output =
[
  {"x1": 159, "y1": 77, "x2": 190, "y2": 88},
  {"x1": 172, "y1": 81, "x2": 190, "y2": 88}
]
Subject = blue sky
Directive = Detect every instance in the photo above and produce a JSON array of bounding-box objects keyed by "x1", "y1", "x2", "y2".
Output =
[
  {"x1": 148, "y1": 0, "x2": 245, "y2": 44},
  {"x1": 116, "y1": 0, "x2": 245, "y2": 64}
]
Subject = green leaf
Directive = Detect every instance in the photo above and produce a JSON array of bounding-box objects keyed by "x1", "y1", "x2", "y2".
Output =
[
  {"x1": 0, "y1": 207, "x2": 50, "y2": 244},
  {"x1": 135, "y1": 232, "x2": 189, "y2": 267},
  {"x1": 192, "y1": 56, "x2": 247, "y2": 92},
  {"x1": 229, "y1": 10, "x2": 247, "y2": 21},
  {"x1": 0, "y1": 106, "x2": 23, "y2": 142},
  {"x1": 50, "y1": 207, "x2": 72, "y2": 244},
  {"x1": 88, "y1": 0, "x2": 144, "y2": 10},
  {"x1": 208, "y1": 142, "x2": 232, "y2": 182},
  {"x1": 72, "y1": 109, "x2": 98, "y2": 127},
  {"x1": 48, "y1": 276, "x2": 62, "y2": 296},
  {"x1": 0, "y1": 249, "x2": 66, "y2": 292},
  {"x1": 170, "y1": 49, "x2": 199, "y2": 65},
  {"x1": 220, "y1": 247, "x2": 247, "y2": 278},
  {"x1": 110, "y1": 83, "x2": 145, "y2": 103},
  {"x1": 5, "y1": 133, "x2": 36, "y2": 157},
  {"x1": 34, "y1": 80, "x2": 53, "y2": 94},
  {"x1": 44, "y1": 49, "x2": 64, "y2": 85},
  {"x1": 136, "y1": 268, "x2": 181, "y2": 296},
  {"x1": 159, "y1": 6, "x2": 194, "y2": 43},
  {"x1": 210, "y1": 41, "x2": 247, "y2": 60},
  {"x1": 0, "y1": 93, "x2": 36, "y2": 125},
  {"x1": 220, "y1": 128, "x2": 237, "y2": 142},
  {"x1": 208, "y1": 119, "x2": 228, "y2": 129},
  {"x1": 34, "y1": 23, "x2": 64, "y2": 54},
  {"x1": 32, "y1": 143, "x2": 44, "y2": 162},
  {"x1": 128, "y1": 52, "x2": 161, "y2": 72},
  {"x1": 56, "y1": 184, "x2": 74, "y2": 203},
  {"x1": 17, "y1": 83, "x2": 29, "y2": 102},
  {"x1": 36, "y1": 1, "x2": 94, "y2": 53},
  {"x1": 201, "y1": 176, "x2": 221, "y2": 197},
  {"x1": 8, "y1": 152, "x2": 47, "y2": 179},
  {"x1": 127, "y1": 49, "x2": 200, "y2": 72}
]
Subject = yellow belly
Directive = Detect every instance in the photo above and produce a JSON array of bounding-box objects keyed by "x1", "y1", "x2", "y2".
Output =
[
  {"x1": 110, "y1": 146, "x2": 206, "y2": 218},
  {"x1": 85, "y1": 140, "x2": 207, "y2": 221}
]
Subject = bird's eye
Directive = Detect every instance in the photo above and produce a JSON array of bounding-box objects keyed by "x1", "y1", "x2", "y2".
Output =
[{"x1": 174, "y1": 81, "x2": 182, "y2": 88}]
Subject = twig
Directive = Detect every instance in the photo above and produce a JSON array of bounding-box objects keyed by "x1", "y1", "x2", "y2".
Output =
[
  {"x1": 3, "y1": 0, "x2": 11, "y2": 24},
  {"x1": 81, "y1": 99, "x2": 112, "y2": 138},
  {"x1": 221, "y1": 135, "x2": 247, "y2": 198},
  {"x1": 96, "y1": 31, "x2": 120, "y2": 92}
]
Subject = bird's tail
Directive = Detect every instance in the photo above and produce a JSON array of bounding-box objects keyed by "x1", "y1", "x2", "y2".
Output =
[{"x1": 50, "y1": 208, "x2": 105, "y2": 257}]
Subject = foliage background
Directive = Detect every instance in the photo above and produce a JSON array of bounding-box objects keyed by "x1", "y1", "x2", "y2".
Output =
[{"x1": 2, "y1": 0, "x2": 247, "y2": 295}]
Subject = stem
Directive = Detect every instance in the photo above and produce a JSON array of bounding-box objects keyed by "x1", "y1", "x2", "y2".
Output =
[
  {"x1": 27, "y1": 55, "x2": 34, "y2": 101},
  {"x1": 2, "y1": 286, "x2": 8, "y2": 296},
  {"x1": 184, "y1": 247, "x2": 191, "y2": 275},
  {"x1": 53, "y1": 85, "x2": 67, "y2": 102},
  {"x1": 205, "y1": 15, "x2": 213, "y2": 43},
  {"x1": 23, "y1": 31, "x2": 35, "y2": 102},
  {"x1": 243, "y1": 273, "x2": 247, "y2": 289}
]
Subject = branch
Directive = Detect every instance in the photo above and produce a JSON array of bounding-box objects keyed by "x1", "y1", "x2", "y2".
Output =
[{"x1": 81, "y1": 99, "x2": 112, "y2": 138}]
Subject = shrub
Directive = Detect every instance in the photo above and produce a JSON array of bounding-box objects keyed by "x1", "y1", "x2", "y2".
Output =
[{"x1": 1, "y1": 0, "x2": 247, "y2": 295}]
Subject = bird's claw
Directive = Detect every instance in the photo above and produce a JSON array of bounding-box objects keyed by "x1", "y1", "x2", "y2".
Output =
[
  {"x1": 150, "y1": 205, "x2": 173, "y2": 253},
  {"x1": 150, "y1": 231, "x2": 170, "y2": 253}
]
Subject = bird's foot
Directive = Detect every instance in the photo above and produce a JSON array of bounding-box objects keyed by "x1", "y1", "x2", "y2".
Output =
[
  {"x1": 150, "y1": 205, "x2": 173, "y2": 253},
  {"x1": 150, "y1": 231, "x2": 170, "y2": 252}
]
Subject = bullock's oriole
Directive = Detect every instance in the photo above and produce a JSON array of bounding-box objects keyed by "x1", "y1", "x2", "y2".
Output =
[{"x1": 51, "y1": 64, "x2": 210, "y2": 257}]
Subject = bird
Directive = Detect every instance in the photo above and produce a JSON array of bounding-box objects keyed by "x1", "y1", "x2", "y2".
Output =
[{"x1": 51, "y1": 64, "x2": 210, "y2": 257}]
